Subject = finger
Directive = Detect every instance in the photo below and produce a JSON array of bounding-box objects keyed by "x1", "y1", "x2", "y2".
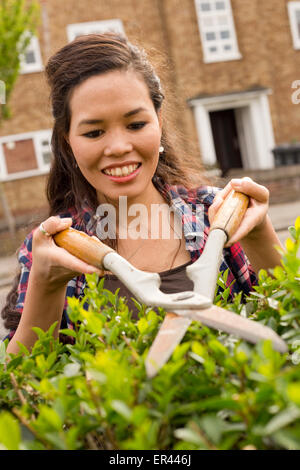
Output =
[
  {"x1": 230, "y1": 177, "x2": 269, "y2": 203},
  {"x1": 34, "y1": 216, "x2": 73, "y2": 242},
  {"x1": 208, "y1": 181, "x2": 236, "y2": 225},
  {"x1": 43, "y1": 216, "x2": 73, "y2": 235},
  {"x1": 55, "y1": 232, "x2": 104, "y2": 275},
  {"x1": 225, "y1": 206, "x2": 266, "y2": 247},
  {"x1": 52, "y1": 245, "x2": 104, "y2": 275}
]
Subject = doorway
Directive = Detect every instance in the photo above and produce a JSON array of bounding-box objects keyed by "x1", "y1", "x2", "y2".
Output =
[{"x1": 209, "y1": 108, "x2": 243, "y2": 176}]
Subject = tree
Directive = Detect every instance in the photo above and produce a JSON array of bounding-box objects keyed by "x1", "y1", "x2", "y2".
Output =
[{"x1": 0, "y1": 0, "x2": 40, "y2": 237}]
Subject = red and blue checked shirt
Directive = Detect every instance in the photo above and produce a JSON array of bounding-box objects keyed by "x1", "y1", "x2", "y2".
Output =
[{"x1": 4, "y1": 184, "x2": 257, "y2": 341}]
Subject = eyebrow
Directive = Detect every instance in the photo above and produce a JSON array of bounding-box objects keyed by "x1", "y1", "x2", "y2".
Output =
[{"x1": 78, "y1": 107, "x2": 147, "y2": 127}]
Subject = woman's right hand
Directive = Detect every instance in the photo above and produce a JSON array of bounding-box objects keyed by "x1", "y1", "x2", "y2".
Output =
[{"x1": 31, "y1": 216, "x2": 103, "y2": 291}]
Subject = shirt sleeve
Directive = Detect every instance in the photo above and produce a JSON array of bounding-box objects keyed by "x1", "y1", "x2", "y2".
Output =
[
  {"x1": 3, "y1": 227, "x2": 82, "y2": 343},
  {"x1": 1, "y1": 230, "x2": 33, "y2": 342},
  {"x1": 222, "y1": 242, "x2": 258, "y2": 298}
]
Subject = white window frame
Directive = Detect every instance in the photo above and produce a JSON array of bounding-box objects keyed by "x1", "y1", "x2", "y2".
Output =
[
  {"x1": 194, "y1": 0, "x2": 242, "y2": 63},
  {"x1": 67, "y1": 19, "x2": 125, "y2": 42},
  {"x1": 288, "y1": 1, "x2": 300, "y2": 49},
  {"x1": 0, "y1": 129, "x2": 52, "y2": 181},
  {"x1": 19, "y1": 33, "x2": 44, "y2": 74}
]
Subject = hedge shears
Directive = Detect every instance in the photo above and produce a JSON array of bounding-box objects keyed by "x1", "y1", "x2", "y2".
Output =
[{"x1": 54, "y1": 190, "x2": 287, "y2": 378}]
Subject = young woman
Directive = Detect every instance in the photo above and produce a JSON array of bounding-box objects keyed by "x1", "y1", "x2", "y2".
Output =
[{"x1": 1, "y1": 33, "x2": 282, "y2": 354}]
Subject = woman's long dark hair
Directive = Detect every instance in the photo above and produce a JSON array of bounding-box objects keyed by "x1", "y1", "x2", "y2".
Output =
[{"x1": 1, "y1": 32, "x2": 210, "y2": 338}]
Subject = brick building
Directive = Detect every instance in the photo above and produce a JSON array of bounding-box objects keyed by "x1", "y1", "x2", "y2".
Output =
[{"x1": 0, "y1": 0, "x2": 300, "y2": 228}]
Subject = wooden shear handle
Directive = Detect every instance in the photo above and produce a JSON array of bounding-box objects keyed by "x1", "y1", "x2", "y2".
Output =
[
  {"x1": 210, "y1": 190, "x2": 249, "y2": 240},
  {"x1": 53, "y1": 227, "x2": 114, "y2": 269}
]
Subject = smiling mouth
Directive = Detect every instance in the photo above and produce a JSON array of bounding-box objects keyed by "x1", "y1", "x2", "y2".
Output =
[{"x1": 102, "y1": 163, "x2": 141, "y2": 177}]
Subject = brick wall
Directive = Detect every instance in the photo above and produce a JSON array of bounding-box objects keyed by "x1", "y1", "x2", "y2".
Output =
[
  {"x1": 160, "y1": 0, "x2": 300, "y2": 152},
  {"x1": 0, "y1": 0, "x2": 300, "y2": 228},
  {"x1": 217, "y1": 164, "x2": 300, "y2": 204},
  {"x1": 0, "y1": 175, "x2": 48, "y2": 223}
]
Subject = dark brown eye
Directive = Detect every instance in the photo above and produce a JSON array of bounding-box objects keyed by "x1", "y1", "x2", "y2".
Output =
[
  {"x1": 128, "y1": 122, "x2": 147, "y2": 130},
  {"x1": 83, "y1": 130, "x2": 103, "y2": 138}
]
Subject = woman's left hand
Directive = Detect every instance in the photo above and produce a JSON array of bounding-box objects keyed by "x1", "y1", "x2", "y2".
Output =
[{"x1": 208, "y1": 177, "x2": 270, "y2": 247}]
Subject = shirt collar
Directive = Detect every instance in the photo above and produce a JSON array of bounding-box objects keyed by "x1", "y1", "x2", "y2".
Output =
[{"x1": 166, "y1": 184, "x2": 207, "y2": 253}]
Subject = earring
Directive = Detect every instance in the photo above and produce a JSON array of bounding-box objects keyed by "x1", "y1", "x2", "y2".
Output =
[{"x1": 159, "y1": 145, "x2": 164, "y2": 154}]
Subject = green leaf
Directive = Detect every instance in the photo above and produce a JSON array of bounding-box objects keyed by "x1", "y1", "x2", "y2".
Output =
[
  {"x1": 287, "y1": 382, "x2": 300, "y2": 406},
  {"x1": 59, "y1": 328, "x2": 77, "y2": 338},
  {"x1": 273, "y1": 429, "x2": 300, "y2": 450},
  {"x1": 289, "y1": 226, "x2": 297, "y2": 241},
  {"x1": 0, "y1": 412, "x2": 21, "y2": 450},
  {"x1": 261, "y1": 405, "x2": 300, "y2": 435},
  {"x1": 286, "y1": 238, "x2": 296, "y2": 253},
  {"x1": 16, "y1": 341, "x2": 30, "y2": 356},
  {"x1": 31, "y1": 326, "x2": 46, "y2": 340},
  {"x1": 37, "y1": 406, "x2": 63, "y2": 431},
  {"x1": 111, "y1": 400, "x2": 132, "y2": 421},
  {"x1": 137, "y1": 317, "x2": 148, "y2": 334},
  {"x1": 172, "y1": 341, "x2": 190, "y2": 361},
  {"x1": 174, "y1": 427, "x2": 207, "y2": 448},
  {"x1": 295, "y1": 216, "x2": 300, "y2": 232},
  {"x1": 0, "y1": 341, "x2": 6, "y2": 364},
  {"x1": 63, "y1": 363, "x2": 81, "y2": 378}
]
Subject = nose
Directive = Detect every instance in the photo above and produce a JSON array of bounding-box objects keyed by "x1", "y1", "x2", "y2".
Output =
[{"x1": 103, "y1": 129, "x2": 133, "y2": 157}]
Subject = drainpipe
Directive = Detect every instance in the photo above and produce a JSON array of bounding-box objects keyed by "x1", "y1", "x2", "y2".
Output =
[
  {"x1": 156, "y1": 0, "x2": 187, "y2": 137},
  {"x1": 40, "y1": 0, "x2": 51, "y2": 60},
  {"x1": 0, "y1": 182, "x2": 16, "y2": 238}
]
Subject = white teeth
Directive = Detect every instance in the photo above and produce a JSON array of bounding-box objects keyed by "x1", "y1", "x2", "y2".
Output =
[{"x1": 103, "y1": 164, "x2": 139, "y2": 177}]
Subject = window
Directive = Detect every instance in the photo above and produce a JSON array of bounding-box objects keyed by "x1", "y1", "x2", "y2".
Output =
[
  {"x1": 0, "y1": 130, "x2": 52, "y2": 181},
  {"x1": 288, "y1": 2, "x2": 300, "y2": 49},
  {"x1": 67, "y1": 19, "x2": 125, "y2": 42},
  {"x1": 34, "y1": 131, "x2": 53, "y2": 169},
  {"x1": 194, "y1": 0, "x2": 242, "y2": 63},
  {"x1": 19, "y1": 34, "x2": 43, "y2": 74}
]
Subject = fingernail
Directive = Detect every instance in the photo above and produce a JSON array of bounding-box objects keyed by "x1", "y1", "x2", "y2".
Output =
[
  {"x1": 231, "y1": 179, "x2": 242, "y2": 185},
  {"x1": 231, "y1": 180, "x2": 242, "y2": 190}
]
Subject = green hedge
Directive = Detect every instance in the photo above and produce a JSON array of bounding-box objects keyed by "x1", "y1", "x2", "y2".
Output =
[{"x1": 0, "y1": 218, "x2": 300, "y2": 450}]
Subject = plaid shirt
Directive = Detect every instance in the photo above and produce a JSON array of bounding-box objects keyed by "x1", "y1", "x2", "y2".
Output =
[{"x1": 4, "y1": 184, "x2": 257, "y2": 341}]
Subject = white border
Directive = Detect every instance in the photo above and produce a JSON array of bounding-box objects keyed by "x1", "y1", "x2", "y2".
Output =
[
  {"x1": 287, "y1": 1, "x2": 300, "y2": 49},
  {"x1": 0, "y1": 129, "x2": 52, "y2": 181}
]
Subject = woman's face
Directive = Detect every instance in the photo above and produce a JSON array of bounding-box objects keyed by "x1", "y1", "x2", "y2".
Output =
[{"x1": 67, "y1": 69, "x2": 162, "y2": 205}]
